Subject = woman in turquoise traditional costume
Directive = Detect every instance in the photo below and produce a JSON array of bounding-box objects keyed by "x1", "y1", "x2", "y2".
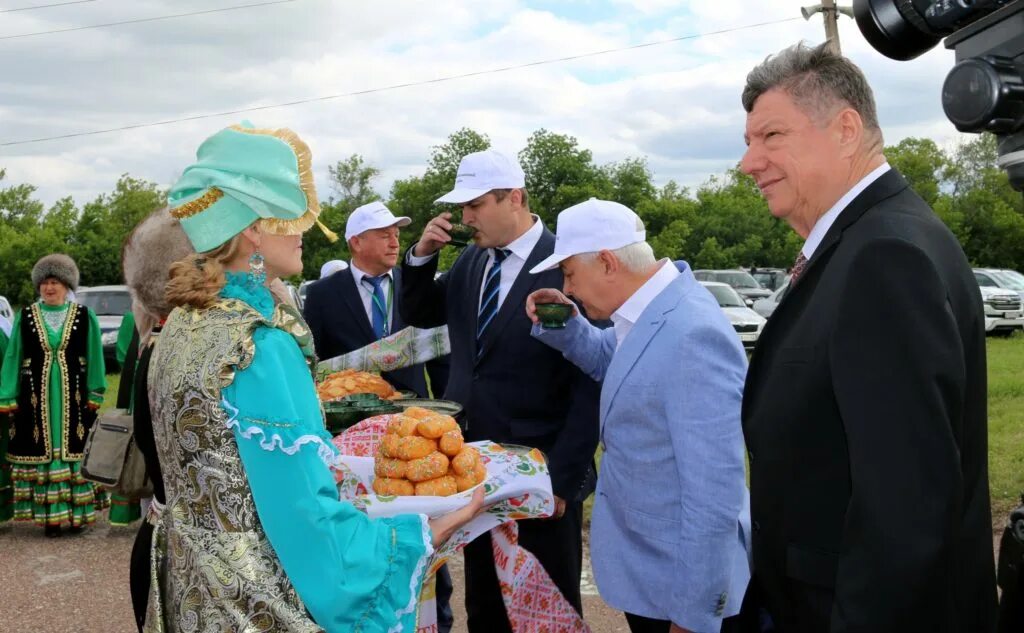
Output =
[
  {"x1": 145, "y1": 123, "x2": 483, "y2": 633},
  {"x1": 0, "y1": 254, "x2": 109, "y2": 537}
]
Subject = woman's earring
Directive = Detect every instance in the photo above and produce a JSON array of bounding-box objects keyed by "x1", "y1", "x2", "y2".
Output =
[{"x1": 247, "y1": 251, "x2": 266, "y2": 288}]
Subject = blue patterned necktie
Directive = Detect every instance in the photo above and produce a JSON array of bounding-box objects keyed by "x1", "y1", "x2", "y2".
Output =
[
  {"x1": 362, "y1": 274, "x2": 389, "y2": 339},
  {"x1": 477, "y1": 248, "x2": 510, "y2": 351}
]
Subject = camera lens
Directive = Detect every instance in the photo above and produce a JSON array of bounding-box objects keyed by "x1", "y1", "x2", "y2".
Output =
[{"x1": 853, "y1": 0, "x2": 943, "y2": 61}]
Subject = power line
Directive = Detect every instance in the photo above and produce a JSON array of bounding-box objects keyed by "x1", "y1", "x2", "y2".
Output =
[
  {"x1": 0, "y1": 0, "x2": 98, "y2": 13},
  {"x1": 0, "y1": 16, "x2": 803, "y2": 148},
  {"x1": 0, "y1": 0, "x2": 297, "y2": 40}
]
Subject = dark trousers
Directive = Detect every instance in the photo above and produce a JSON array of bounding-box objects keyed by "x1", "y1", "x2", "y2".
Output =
[
  {"x1": 464, "y1": 500, "x2": 583, "y2": 632},
  {"x1": 625, "y1": 611, "x2": 744, "y2": 633},
  {"x1": 436, "y1": 563, "x2": 454, "y2": 633},
  {"x1": 129, "y1": 521, "x2": 155, "y2": 632},
  {"x1": 624, "y1": 583, "x2": 759, "y2": 633}
]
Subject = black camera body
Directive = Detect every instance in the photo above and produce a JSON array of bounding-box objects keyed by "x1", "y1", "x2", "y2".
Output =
[{"x1": 855, "y1": 0, "x2": 1024, "y2": 189}]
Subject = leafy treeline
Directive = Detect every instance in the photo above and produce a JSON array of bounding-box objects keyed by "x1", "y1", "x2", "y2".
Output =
[{"x1": 1, "y1": 129, "x2": 1020, "y2": 308}]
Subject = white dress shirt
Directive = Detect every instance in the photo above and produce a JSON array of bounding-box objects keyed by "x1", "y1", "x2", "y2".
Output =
[
  {"x1": 348, "y1": 261, "x2": 393, "y2": 334},
  {"x1": 802, "y1": 162, "x2": 891, "y2": 259},
  {"x1": 407, "y1": 215, "x2": 545, "y2": 311},
  {"x1": 610, "y1": 258, "x2": 680, "y2": 350}
]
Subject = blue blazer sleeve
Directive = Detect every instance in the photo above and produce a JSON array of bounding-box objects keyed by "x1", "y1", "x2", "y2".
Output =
[
  {"x1": 224, "y1": 326, "x2": 432, "y2": 633},
  {"x1": 530, "y1": 313, "x2": 616, "y2": 382}
]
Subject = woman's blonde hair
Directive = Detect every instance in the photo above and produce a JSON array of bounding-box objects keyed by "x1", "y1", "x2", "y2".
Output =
[{"x1": 165, "y1": 234, "x2": 246, "y2": 309}]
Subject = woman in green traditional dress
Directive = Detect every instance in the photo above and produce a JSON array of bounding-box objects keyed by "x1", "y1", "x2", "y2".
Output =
[
  {"x1": 0, "y1": 254, "x2": 108, "y2": 537},
  {"x1": 0, "y1": 313, "x2": 12, "y2": 523}
]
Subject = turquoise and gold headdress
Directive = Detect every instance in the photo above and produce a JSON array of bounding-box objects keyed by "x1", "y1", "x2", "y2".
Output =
[{"x1": 169, "y1": 122, "x2": 338, "y2": 252}]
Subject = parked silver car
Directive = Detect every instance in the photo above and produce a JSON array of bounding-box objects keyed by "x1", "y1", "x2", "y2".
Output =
[
  {"x1": 694, "y1": 270, "x2": 772, "y2": 307},
  {"x1": 752, "y1": 281, "x2": 789, "y2": 319},
  {"x1": 700, "y1": 281, "x2": 766, "y2": 349},
  {"x1": 76, "y1": 285, "x2": 131, "y2": 368}
]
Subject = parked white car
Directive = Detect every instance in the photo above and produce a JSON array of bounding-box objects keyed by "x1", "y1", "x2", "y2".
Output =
[
  {"x1": 0, "y1": 295, "x2": 12, "y2": 321},
  {"x1": 980, "y1": 285, "x2": 1024, "y2": 336},
  {"x1": 752, "y1": 282, "x2": 789, "y2": 319},
  {"x1": 700, "y1": 281, "x2": 766, "y2": 349}
]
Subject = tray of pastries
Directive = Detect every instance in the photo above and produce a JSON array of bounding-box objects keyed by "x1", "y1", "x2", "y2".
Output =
[
  {"x1": 317, "y1": 369, "x2": 398, "y2": 402},
  {"x1": 372, "y1": 406, "x2": 486, "y2": 497}
]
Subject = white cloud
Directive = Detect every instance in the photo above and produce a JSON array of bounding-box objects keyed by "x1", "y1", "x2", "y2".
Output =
[{"x1": 0, "y1": 0, "x2": 974, "y2": 212}]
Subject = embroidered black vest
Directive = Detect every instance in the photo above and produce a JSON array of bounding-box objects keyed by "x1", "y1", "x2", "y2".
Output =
[{"x1": 8, "y1": 302, "x2": 95, "y2": 463}]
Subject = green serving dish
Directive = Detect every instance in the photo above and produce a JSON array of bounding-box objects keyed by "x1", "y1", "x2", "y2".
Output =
[{"x1": 324, "y1": 401, "x2": 402, "y2": 434}]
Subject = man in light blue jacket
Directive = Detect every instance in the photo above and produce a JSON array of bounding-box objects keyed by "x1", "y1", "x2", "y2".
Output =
[{"x1": 526, "y1": 199, "x2": 751, "y2": 633}]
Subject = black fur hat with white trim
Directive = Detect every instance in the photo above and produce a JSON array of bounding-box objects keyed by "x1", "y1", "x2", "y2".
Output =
[{"x1": 31, "y1": 254, "x2": 80, "y2": 291}]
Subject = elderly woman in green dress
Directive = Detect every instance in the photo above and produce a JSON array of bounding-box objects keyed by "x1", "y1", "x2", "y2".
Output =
[{"x1": 0, "y1": 254, "x2": 108, "y2": 537}]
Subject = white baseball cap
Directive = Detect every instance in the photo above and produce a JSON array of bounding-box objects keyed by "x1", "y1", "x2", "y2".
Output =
[
  {"x1": 530, "y1": 198, "x2": 646, "y2": 274},
  {"x1": 435, "y1": 149, "x2": 526, "y2": 204},
  {"x1": 319, "y1": 259, "x2": 349, "y2": 279},
  {"x1": 345, "y1": 200, "x2": 411, "y2": 241}
]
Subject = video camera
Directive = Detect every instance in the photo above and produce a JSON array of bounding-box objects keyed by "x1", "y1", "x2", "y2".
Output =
[{"x1": 854, "y1": 0, "x2": 1024, "y2": 189}]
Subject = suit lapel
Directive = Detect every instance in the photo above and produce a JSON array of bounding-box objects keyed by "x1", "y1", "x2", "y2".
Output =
[
  {"x1": 600, "y1": 275, "x2": 684, "y2": 424},
  {"x1": 476, "y1": 229, "x2": 554, "y2": 363},
  {"x1": 745, "y1": 168, "x2": 910, "y2": 416},
  {"x1": 390, "y1": 267, "x2": 406, "y2": 332},
  {"x1": 337, "y1": 269, "x2": 376, "y2": 342}
]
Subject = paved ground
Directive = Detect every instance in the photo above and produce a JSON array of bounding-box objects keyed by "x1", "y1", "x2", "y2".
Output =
[{"x1": 0, "y1": 513, "x2": 627, "y2": 633}]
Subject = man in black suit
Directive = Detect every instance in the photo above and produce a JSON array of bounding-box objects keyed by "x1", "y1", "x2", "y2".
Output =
[
  {"x1": 304, "y1": 200, "x2": 444, "y2": 398},
  {"x1": 302, "y1": 200, "x2": 453, "y2": 631},
  {"x1": 738, "y1": 43, "x2": 998, "y2": 632},
  {"x1": 401, "y1": 149, "x2": 600, "y2": 632}
]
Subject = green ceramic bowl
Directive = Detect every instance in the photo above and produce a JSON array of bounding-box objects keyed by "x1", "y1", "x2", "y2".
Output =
[
  {"x1": 341, "y1": 393, "x2": 382, "y2": 405},
  {"x1": 447, "y1": 223, "x2": 478, "y2": 248},
  {"x1": 534, "y1": 302, "x2": 573, "y2": 329},
  {"x1": 324, "y1": 401, "x2": 402, "y2": 434}
]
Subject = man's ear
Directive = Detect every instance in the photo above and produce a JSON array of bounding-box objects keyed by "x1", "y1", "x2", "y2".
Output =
[
  {"x1": 510, "y1": 188, "x2": 524, "y2": 207},
  {"x1": 836, "y1": 107, "x2": 864, "y2": 159},
  {"x1": 598, "y1": 250, "x2": 618, "y2": 275}
]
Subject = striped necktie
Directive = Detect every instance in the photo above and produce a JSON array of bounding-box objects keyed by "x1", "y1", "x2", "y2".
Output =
[
  {"x1": 477, "y1": 248, "x2": 510, "y2": 350},
  {"x1": 362, "y1": 274, "x2": 389, "y2": 339}
]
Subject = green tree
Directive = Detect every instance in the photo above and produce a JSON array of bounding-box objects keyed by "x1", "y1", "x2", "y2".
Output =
[
  {"x1": 518, "y1": 129, "x2": 608, "y2": 224},
  {"x1": 884, "y1": 137, "x2": 947, "y2": 206}
]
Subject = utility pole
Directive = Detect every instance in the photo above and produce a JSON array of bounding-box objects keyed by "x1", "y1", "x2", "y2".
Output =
[
  {"x1": 821, "y1": 0, "x2": 842, "y2": 54},
  {"x1": 801, "y1": 2, "x2": 854, "y2": 54}
]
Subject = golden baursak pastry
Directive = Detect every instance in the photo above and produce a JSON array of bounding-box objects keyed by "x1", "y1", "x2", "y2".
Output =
[
  {"x1": 414, "y1": 476, "x2": 458, "y2": 497},
  {"x1": 396, "y1": 436, "x2": 437, "y2": 461},
  {"x1": 438, "y1": 429, "x2": 464, "y2": 456},
  {"x1": 454, "y1": 462, "x2": 487, "y2": 492},
  {"x1": 451, "y1": 446, "x2": 481, "y2": 476},
  {"x1": 374, "y1": 458, "x2": 408, "y2": 479},
  {"x1": 406, "y1": 452, "x2": 450, "y2": 483},
  {"x1": 373, "y1": 477, "x2": 415, "y2": 496},
  {"x1": 416, "y1": 415, "x2": 459, "y2": 439},
  {"x1": 379, "y1": 434, "x2": 402, "y2": 459}
]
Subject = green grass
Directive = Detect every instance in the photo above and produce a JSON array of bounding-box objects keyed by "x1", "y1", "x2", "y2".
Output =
[
  {"x1": 101, "y1": 374, "x2": 120, "y2": 411},
  {"x1": 986, "y1": 334, "x2": 1024, "y2": 519},
  {"x1": 583, "y1": 335, "x2": 1024, "y2": 527}
]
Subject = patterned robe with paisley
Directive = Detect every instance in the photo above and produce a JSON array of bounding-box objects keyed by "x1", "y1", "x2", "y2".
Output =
[{"x1": 145, "y1": 273, "x2": 431, "y2": 633}]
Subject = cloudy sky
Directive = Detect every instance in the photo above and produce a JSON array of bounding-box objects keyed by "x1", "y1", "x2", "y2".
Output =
[{"x1": 0, "y1": 0, "x2": 960, "y2": 209}]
